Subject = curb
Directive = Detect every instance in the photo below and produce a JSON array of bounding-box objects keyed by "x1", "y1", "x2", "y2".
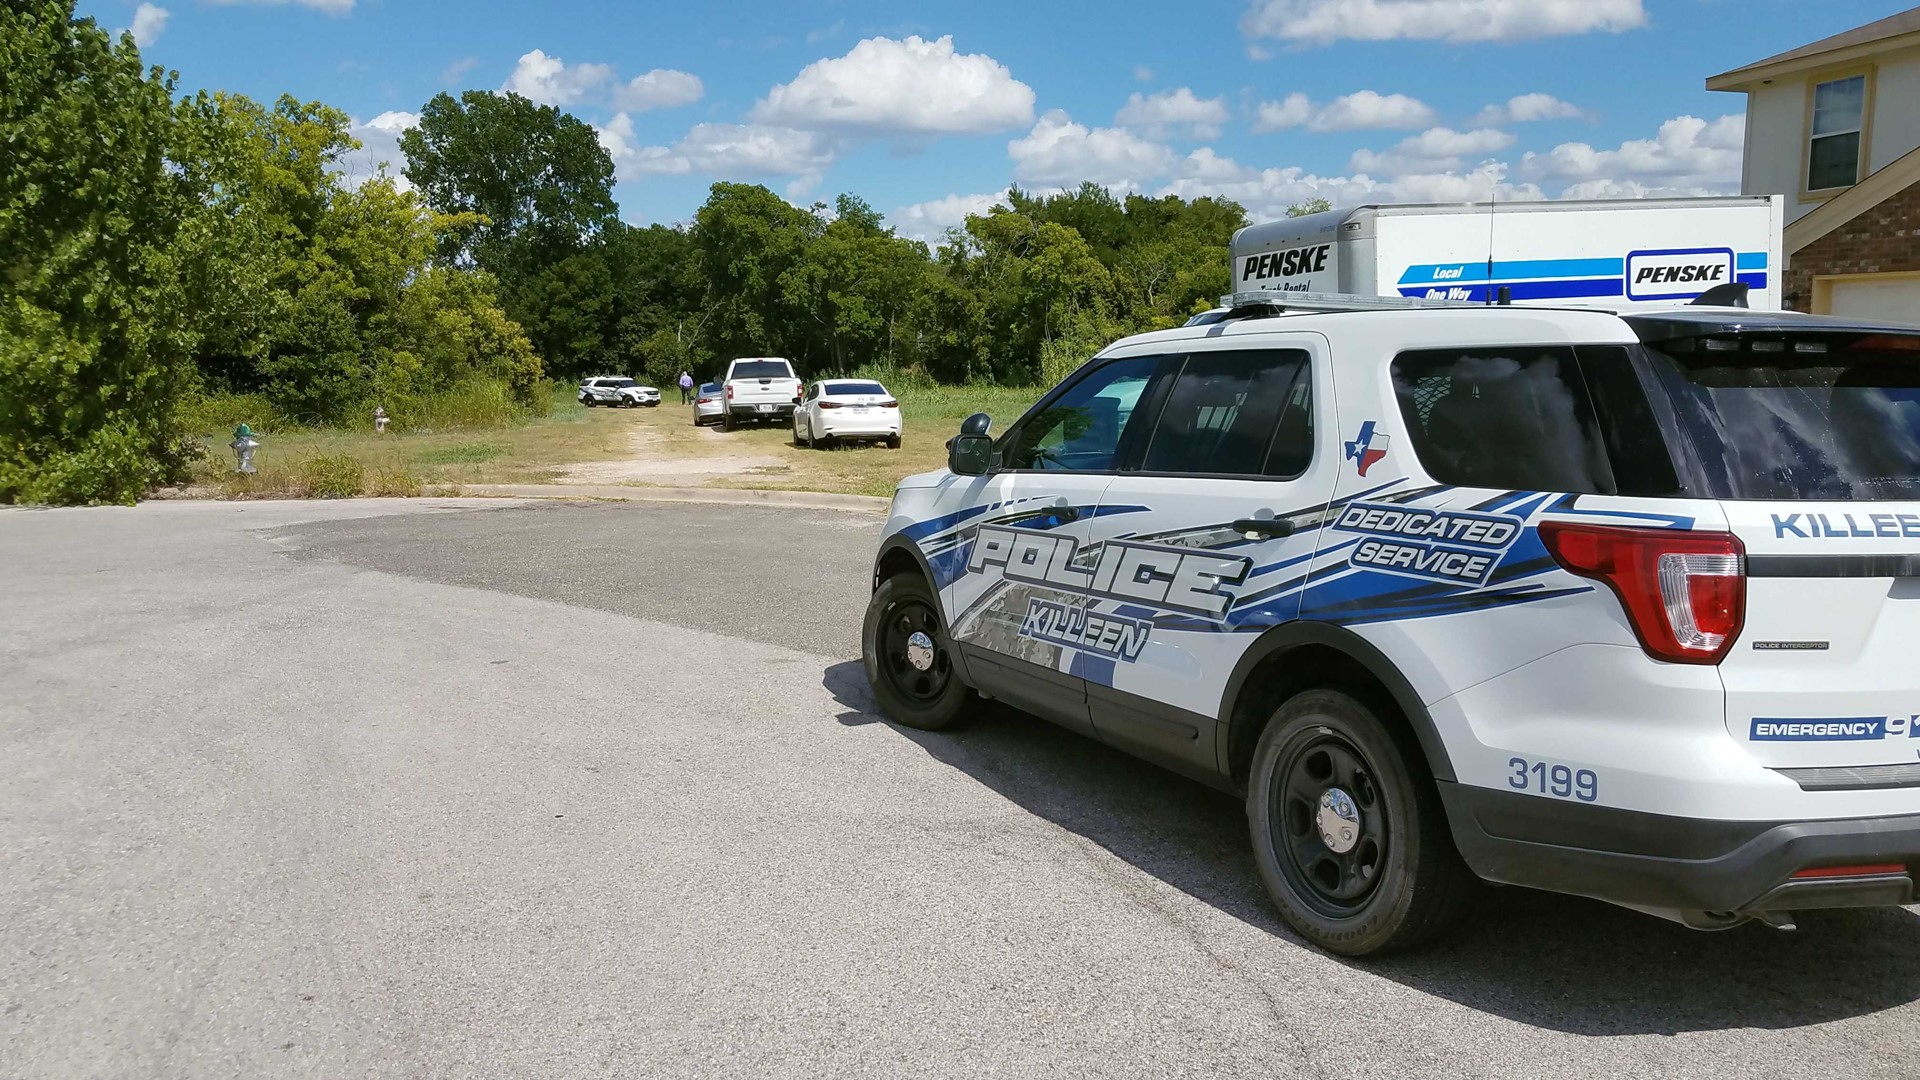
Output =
[{"x1": 455, "y1": 483, "x2": 889, "y2": 514}]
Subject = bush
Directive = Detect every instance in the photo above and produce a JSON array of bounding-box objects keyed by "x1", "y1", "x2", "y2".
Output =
[{"x1": 298, "y1": 454, "x2": 363, "y2": 498}]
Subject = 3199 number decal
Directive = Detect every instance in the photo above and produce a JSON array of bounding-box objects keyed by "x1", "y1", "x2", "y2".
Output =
[{"x1": 1508, "y1": 757, "x2": 1598, "y2": 802}]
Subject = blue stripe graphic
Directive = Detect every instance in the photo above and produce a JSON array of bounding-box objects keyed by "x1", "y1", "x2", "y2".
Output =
[
  {"x1": 1398, "y1": 258, "x2": 1622, "y2": 286},
  {"x1": 1398, "y1": 279, "x2": 1624, "y2": 302},
  {"x1": 1736, "y1": 251, "x2": 1769, "y2": 270}
]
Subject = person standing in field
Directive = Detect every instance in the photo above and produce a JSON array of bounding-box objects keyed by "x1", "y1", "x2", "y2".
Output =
[{"x1": 678, "y1": 370, "x2": 693, "y2": 404}]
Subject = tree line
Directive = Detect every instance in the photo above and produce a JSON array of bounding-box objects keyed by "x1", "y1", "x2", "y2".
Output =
[
  {"x1": 400, "y1": 88, "x2": 1250, "y2": 389},
  {"x1": 1, "y1": 1, "x2": 1254, "y2": 504}
]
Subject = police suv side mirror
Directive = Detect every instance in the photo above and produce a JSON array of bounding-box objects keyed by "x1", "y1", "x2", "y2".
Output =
[{"x1": 948, "y1": 414, "x2": 993, "y2": 476}]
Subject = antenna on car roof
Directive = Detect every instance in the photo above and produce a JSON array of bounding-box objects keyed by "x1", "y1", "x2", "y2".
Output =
[
  {"x1": 1482, "y1": 181, "x2": 1497, "y2": 306},
  {"x1": 1691, "y1": 281, "x2": 1751, "y2": 308}
]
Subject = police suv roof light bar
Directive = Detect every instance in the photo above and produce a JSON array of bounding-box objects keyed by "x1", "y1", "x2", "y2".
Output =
[{"x1": 1217, "y1": 289, "x2": 1486, "y2": 317}]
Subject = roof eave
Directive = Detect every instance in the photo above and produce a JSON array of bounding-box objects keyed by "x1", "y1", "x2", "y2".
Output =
[{"x1": 1706, "y1": 29, "x2": 1920, "y2": 92}]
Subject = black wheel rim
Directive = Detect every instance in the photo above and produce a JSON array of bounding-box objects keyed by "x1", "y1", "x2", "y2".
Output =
[
  {"x1": 877, "y1": 598, "x2": 952, "y2": 705},
  {"x1": 1268, "y1": 729, "x2": 1388, "y2": 918}
]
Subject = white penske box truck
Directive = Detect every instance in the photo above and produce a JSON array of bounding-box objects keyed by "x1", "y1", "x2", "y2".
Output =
[{"x1": 1231, "y1": 195, "x2": 1784, "y2": 309}]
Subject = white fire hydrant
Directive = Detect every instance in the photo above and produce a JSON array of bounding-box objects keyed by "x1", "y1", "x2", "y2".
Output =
[
  {"x1": 373, "y1": 406, "x2": 389, "y2": 434},
  {"x1": 230, "y1": 424, "x2": 260, "y2": 474}
]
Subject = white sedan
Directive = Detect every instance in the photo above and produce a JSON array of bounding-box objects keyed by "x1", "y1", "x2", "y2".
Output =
[
  {"x1": 692, "y1": 382, "x2": 725, "y2": 426},
  {"x1": 793, "y1": 380, "x2": 902, "y2": 449}
]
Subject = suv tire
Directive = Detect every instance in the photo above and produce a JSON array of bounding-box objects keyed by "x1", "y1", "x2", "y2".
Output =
[
  {"x1": 862, "y1": 574, "x2": 970, "y2": 731},
  {"x1": 1246, "y1": 689, "x2": 1471, "y2": 956}
]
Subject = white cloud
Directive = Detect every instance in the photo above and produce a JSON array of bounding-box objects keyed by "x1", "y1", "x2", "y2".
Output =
[
  {"x1": 1349, "y1": 126, "x2": 1515, "y2": 175},
  {"x1": 1472, "y1": 92, "x2": 1584, "y2": 127},
  {"x1": 1253, "y1": 90, "x2": 1435, "y2": 133},
  {"x1": 1241, "y1": 0, "x2": 1646, "y2": 46},
  {"x1": 1253, "y1": 94, "x2": 1311, "y2": 133},
  {"x1": 1520, "y1": 113, "x2": 1744, "y2": 194},
  {"x1": 1178, "y1": 147, "x2": 1254, "y2": 183},
  {"x1": 613, "y1": 69, "x2": 704, "y2": 112},
  {"x1": 1133, "y1": 65, "x2": 1155, "y2": 82},
  {"x1": 125, "y1": 3, "x2": 168, "y2": 45},
  {"x1": 1160, "y1": 154, "x2": 1543, "y2": 222},
  {"x1": 440, "y1": 56, "x2": 477, "y2": 86},
  {"x1": 753, "y1": 34, "x2": 1035, "y2": 135},
  {"x1": 501, "y1": 49, "x2": 613, "y2": 107},
  {"x1": 1008, "y1": 109, "x2": 1177, "y2": 189},
  {"x1": 1115, "y1": 88, "x2": 1229, "y2": 140},
  {"x1": 205, "y1": 0, "x2": 353, "y2": 13},
  {"x1": 341, "y1": 110, "x2": 419, "y2": 189},
  {"x1": 887, "y1": 190, "x2": 1009, "y2": 242},
  {"x1": 602, "y1": 118, "x2": 840, "y2": 188}
]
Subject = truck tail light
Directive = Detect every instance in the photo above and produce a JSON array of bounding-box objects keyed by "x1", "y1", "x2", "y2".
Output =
[
  {"x1": 725, "y1": 384, "x2": 734, "y2": 400},
  {"x1": 1539, "y1": 522, "x2": 1745, "y2": 665}
]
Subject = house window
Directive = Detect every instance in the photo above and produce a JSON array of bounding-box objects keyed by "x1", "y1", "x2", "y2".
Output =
[{"x1": 1808, "y1": 74, "x2": 1867, "y2": 192}]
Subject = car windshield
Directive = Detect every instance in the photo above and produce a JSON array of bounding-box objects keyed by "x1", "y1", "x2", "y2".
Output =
[
  {"x1": 732, "y1": 361, "x2": 792, "y2": 379},
  {"x1": 1642, "y1": 331, "x2": 1920, "y2": 500},
  {"x1": 825, "y1": 382, "x2": 887, "y2": 396}
]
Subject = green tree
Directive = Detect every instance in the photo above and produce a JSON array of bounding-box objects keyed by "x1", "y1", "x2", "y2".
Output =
[
  {"x1": 400, "y1": 90, "x2": 617, "y2": 268},
  {"x1": 689, "y1": 182, "x2": 820, "y2": 372},
  {"x1": 400, "y1": 91, "x2": 619, "y2": 374},
  {"x1": 1287, "y1": 197, "x2": 1332, "y2": 217},
  {"x1": 0, "y1": 1, "x2": 197, "y2": 503},
  {"x1": 177, "y1": 91, "x2": 542, "y2": 424}
]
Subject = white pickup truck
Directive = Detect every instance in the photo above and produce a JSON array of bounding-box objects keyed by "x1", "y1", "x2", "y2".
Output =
[{"x1": 719, "y1": 357, "x2": 803, "y2": 431}]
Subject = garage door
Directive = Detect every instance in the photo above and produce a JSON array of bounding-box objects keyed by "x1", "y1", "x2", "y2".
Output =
[{"x1": 1824, "y1": 275, "x2": 1920, "y2": 326}]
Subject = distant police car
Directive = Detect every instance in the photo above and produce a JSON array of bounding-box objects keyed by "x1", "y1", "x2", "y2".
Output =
[
  {"x1": 580, "y1": 377, "x2": 661, "y2": 408},
  {"x1": 861, "y1": 287, "x2": 1920, "y2": 956}
]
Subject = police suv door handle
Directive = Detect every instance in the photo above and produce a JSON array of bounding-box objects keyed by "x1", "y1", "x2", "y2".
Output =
[{"x1": 1232, "y1": 517, "x2": 1294, "y2": 538}]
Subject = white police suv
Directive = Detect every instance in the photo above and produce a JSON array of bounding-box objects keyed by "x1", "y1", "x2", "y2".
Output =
[{"x1": 861, "y1": 290, "x2": 1920, "y2": 955}]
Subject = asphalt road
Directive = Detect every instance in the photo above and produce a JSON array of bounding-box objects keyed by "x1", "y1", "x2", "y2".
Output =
[{"x1": 7, "y1": 497, "x2": 1920, "y2": 1078}]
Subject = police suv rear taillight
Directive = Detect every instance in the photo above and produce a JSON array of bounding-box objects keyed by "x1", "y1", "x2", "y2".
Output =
[{"x1": 1539, "y1": 523, "x2": 1745, "y2": 665}]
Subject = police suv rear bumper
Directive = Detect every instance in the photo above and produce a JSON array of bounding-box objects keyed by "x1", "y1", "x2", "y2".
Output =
[{"x1": 1440, "y1": 782, "x2": 1920, "y2": 925}]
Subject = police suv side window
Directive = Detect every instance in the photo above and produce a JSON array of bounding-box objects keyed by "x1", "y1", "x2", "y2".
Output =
[
  {"x1": 1139, "y1": 350, "x2": 1312, "y2": 477},
  {"x1": 1391, "y1": 347, "x2": 1617, "y2": 494},
  {"x1": 1002, "y1": 356, "x2": 1165, "y2": 472}
]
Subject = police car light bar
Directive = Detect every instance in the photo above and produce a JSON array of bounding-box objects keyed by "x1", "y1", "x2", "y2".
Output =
[{"x1": 1219, "y1": 290, "x2": 1488, "y2": 314}]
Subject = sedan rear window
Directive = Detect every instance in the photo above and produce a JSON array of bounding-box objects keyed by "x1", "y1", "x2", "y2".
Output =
[
  {"x1": 825, "y1": 382, "x2": 888, "y2": 396},
  {"x1": 1641, "y1": 332, "x2": 1920, "y2": 500},
  {"x1": 732, "y1": 361, "x2": 793, "y2": 379}
]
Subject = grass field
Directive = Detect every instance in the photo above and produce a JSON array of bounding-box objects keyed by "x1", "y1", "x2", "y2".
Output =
[{"x1": 185, "y1": 382, "x2": 1042, "y2": 499}]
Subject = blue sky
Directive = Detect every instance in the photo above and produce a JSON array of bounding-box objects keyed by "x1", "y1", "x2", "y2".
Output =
[{"x1": 87, "y1": 0, "x2": 1909, "y2": 238}]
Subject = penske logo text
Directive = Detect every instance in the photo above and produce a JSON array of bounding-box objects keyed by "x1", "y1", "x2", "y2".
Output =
[
  {"x1": 967, "y1": 525, "x2": 1252, "y2": 619},
  {"x1": 1625, "y1": 248, "x2": 1735, "y2": 300},
  {"x1": 1241, "y1": 244, "x2": 1330, "y2": 282}
]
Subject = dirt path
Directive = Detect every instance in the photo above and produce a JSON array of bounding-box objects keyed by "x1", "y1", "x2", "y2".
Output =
[{"x1": 557, "y1": 414, "x2": 790, "y2": 486}]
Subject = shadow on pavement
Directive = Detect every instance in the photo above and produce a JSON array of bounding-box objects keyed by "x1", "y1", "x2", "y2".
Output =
[{"x1": 823, "y1": 659, "x2": 1920, "y2": 1037}]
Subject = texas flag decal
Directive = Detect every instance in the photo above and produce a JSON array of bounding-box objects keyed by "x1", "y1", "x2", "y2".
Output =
[{"x1": 1343, "y1": 421, "x2": 1389, "y2": 477}]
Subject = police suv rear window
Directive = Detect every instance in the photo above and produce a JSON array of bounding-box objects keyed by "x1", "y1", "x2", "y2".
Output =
[
  {"x1": 1640, "y1": 332, "x2": 1920, "y2": 501},
  {"x1": 1392, "y1": 347, "x2": 1626, "y2": 494}
]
